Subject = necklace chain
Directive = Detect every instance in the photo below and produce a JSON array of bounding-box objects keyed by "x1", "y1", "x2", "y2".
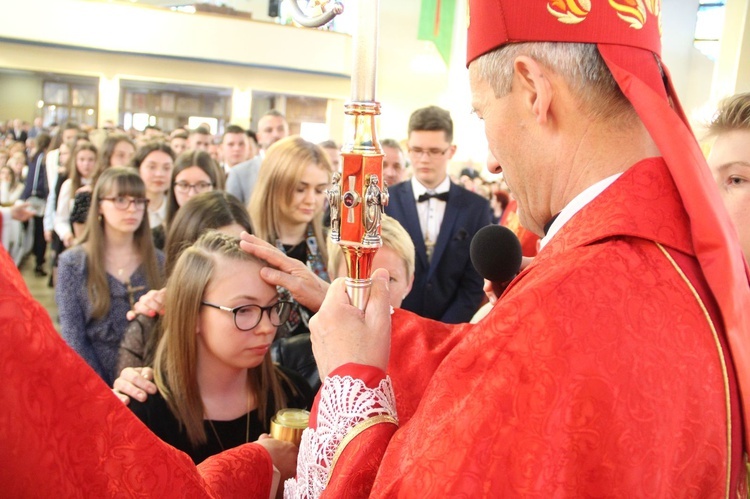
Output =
[{"x1": 206, "y1": 389, "x2": 251, "y2": 451}]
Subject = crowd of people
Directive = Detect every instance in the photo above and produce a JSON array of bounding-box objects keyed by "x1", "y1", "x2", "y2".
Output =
[
  {"x1": 0, "y1": 105, "x2": 514, "y2": 494},
  {"x1": 2, "y1": 1, "x2": 750, "y2": 491}
]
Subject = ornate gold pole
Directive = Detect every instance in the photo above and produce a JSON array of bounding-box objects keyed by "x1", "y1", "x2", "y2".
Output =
[{"x1": 287, "y1": 0, "x2": 387, "y2": 310}]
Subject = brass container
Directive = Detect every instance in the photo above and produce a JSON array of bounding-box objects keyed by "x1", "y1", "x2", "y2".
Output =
[{"x1": 270, "y1": 408, "x2": 310, "y2": 446}]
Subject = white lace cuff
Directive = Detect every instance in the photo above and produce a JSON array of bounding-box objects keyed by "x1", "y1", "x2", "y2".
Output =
[{"x1": 284, "y1": 374, "x2": 398, "y2": 499}]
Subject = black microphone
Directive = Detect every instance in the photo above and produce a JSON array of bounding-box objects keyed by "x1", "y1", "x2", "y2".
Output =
[{"x1": 470, "y1": 225, "x2": 523, "y2": 283}]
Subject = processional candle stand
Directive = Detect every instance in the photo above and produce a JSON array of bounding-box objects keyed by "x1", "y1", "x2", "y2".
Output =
[{"x1": 286, "y1": 0, "x2": 388, "y2": 311}]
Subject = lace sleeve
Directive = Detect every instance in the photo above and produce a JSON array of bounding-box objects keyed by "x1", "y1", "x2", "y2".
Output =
[{"x1": 284, "y1": 375, "x2": 398, "y2": 499}]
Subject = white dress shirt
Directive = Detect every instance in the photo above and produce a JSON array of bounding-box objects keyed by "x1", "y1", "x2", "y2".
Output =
[
  {"x1": 411, "y1": 175, "x2": 451, "y2": 253},
  {"x1": 540, "y1": 173, "x2": 622, "y2": 249}
]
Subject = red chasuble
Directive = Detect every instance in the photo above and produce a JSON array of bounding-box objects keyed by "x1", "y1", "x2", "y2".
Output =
[
  {"x1": 0, "y1": 246, "x2": 273, "y2": 498},
  {"x1": 321, "y1": 158, "x2": 745, "y2": 498}
]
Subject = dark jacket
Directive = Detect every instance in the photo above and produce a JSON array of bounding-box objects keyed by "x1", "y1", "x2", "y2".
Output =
[{"x1": 385, "y1": 180, "x2": 492, "y2": 323}]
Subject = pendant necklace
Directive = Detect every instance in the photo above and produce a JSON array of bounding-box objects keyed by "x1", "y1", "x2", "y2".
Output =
[{"x1": 206, "y1": 389, "x2": 251, "y2": 451}]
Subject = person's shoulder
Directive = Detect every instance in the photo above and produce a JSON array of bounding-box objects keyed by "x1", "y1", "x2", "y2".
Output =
[
  {"x1": 229, "y1": 157, "x2": 261, "y2": 175},
  {"x1": 388, "y1": 180, "x2": 410, "y2": 193},
  {"x1": 58, "y1": 246, "x2": 87, "y2": 268},
  {"x1": 450, "y1": 182, "x2": 490, "y2": 205}
]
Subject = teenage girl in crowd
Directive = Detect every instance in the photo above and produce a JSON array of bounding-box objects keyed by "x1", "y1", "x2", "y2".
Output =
[
  {"x1": 248, "y1": 135, "x2": 332, "y2": 338},
  {"x1": 116, "y1": 190, "x2": 250, "y2": 374},
  {"x1": 69, "y1": 134, "x2": 137, "y2": 237},
  {"x1": 57, "y1": 167, "x2": 164, "y2": 385},
  {"x1": 127, "y1": 231, "x2": 312, "y2": 465},
  {"x1": 0, "y1": 164, "x2": 24, "y2": 205},
  {"x1": 165, "y1": 150, "x2": 224, "y2": 229},
  {"x1": 54, "y1": 142, "x2": 98, "y2": 247},
  {"x1": 132, "y1": 142, "x2": 175, "y2": 249}
]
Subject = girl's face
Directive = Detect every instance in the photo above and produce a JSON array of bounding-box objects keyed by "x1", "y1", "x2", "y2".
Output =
[
  {"x1": 336, "y1": 246, "x2": 413, "y2": 309},
  {"x1": 98, "y1": 188, "x2": 146, "y2": 236},
  {"x1": 173, "y1": 166, "x2": 213, "y2": 207},
  {"x1": 139, "y1": 150, "x2": 173, "y2": 197},
  {"x1": 111, "y1": 141, "x2": 136, "y2": 167},
  {"x1": 197, "y1": 256, "x2": 279, "y2": 371},
  {"x1": 76, "y1": 150, "x2": 97, "y2": 179},
  {"x1": 58, "y1": 144, "x2": 71, "y2": 169},
  {"x1": 282, "y1": 163, "x2": 330, "y2": 226}
]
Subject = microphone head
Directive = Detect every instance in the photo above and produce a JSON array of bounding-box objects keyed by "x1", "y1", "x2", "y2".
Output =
[{"x1": 470, "y1": 225, "x2": 523, "y2": 283}]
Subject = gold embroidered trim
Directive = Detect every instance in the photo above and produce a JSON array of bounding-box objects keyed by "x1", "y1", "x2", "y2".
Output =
[
  {"x1": 656, "y1": 242, "x2": 732, "y2": 498},
  {"x1": 325, "y1": 414, "x2": 399, "y2": 487}
]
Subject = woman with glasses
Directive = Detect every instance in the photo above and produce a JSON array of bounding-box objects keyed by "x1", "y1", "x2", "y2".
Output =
[
  {"x1": 165, "y1": 150, "x2": 224, "y2": 230},
  {"x1": 127, "y1": 230, "x2": 312, "y2": 466},
  {"x1": 115, "y1": 190, "x2": 251, "y2": 376},
  {"x1": 56, "y1": 167, "x2": 164, "y2": 386}
]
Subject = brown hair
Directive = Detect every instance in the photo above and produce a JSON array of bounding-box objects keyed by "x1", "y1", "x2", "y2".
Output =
[
  {"x1": 165, "y1": 150, "x2": 224, "y2": 227},
  {"x1": 68, "y1": 142, "x2": 99, "y2": 193},
  {"x1": 99, "y1": 133, "x2": 135, "y2": 169},
  {"x1": 408, "y1": 106, "x2": 454, "y2": 143},
  {"x1": 154, "y1": 231, "x2": 288, "y2": 446},
  {"x1": 80, "y1": 167, "x2": 163, "y2": 320}
]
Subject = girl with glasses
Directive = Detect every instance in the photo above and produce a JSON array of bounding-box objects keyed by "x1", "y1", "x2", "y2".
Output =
[
  {"x1": 160, "y1": 150, "x2": 224, "y2": 243},
  {"x1": 127, "y1": 230, "x2": 312, "y2": 468},
  {"x1": 56, "y1": 167, "x2": 164, "y2": 386},
  {"x1": 116, "y1": 190, "x2": 252, "y2": 375}
]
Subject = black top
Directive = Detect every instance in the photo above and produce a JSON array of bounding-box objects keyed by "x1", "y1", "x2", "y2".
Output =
[{"x1": 129, "y1": 365, "x2": 313, "y2": 464}]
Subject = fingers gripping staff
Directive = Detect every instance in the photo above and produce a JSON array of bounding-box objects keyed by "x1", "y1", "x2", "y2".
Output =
[{"x1": 283, "y1": 3, "x2": 397, "y2": 497}]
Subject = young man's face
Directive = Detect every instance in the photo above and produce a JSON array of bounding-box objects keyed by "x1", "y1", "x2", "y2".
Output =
[
  {"x1": 221, "y1": 133, "x2": 249, "y2": 167},
  {"x1": 256, "y1": 115, "x2": 288, "y2": 151},
  {"x1": 407, "y1": 130, "x2": 455, "y2": 189}
]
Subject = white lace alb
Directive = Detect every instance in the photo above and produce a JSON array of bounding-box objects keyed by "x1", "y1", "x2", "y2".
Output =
[{"x1": 284, "y1": 374, "x2": 397, "y2": 499}]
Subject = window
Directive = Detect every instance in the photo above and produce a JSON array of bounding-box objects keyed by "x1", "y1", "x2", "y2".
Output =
[
  {"x1": 120, "y1": 81, "x2": 231, "y2": 133},
  {"x1": 695, "y1": 1, "x2": 726, "y2": 61},
  {"x1": 41, "y1": 77, "x2": 98, "y2": 127}
]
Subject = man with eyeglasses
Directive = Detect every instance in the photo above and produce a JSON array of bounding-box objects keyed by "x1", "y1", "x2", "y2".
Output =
[{"x1": 385, "y1": 105, "x2": 491, "y2": 324}]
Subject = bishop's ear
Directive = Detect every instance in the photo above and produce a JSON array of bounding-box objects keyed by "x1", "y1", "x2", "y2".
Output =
[{"x1": 512, "y1": 56, "x2": 553, "y2": 125}]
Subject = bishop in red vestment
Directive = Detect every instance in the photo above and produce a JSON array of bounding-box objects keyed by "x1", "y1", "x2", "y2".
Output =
[{"x1": 287, "y1": 1, "x2": 750, "y2": 498}]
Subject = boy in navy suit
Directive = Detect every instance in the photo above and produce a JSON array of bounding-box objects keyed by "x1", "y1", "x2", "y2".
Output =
[{"x1": 385, "y1": 106, "x2": 491, "y2": 323}]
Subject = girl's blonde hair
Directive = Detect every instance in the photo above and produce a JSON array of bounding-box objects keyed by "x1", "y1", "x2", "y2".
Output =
[
  {"x1": 707, "y1": 92, "x2": 750, "y2": 136},
  {"x1": 154, "y1": 231, "x2": 289, "y2": 446},
  {"x1": 327, "y1": 214, "x2": 415, "y2": 281},
  {"x1": 248, "y1": 135, "x2": 332, "y2": 263},
  {"x1": 80, "y1": 167, "x2": 163, "y2": 319}
]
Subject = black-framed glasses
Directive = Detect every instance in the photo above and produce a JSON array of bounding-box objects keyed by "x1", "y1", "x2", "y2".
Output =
[
  {"x1": 408, "y1": 146, "x2": 451, "y2": 158},
  {"x1": 173, "y1": 181, "x2": 213, "y2": 194},
  {"x1": 200, "y1": 300, "x2": 293, "y2": 331},
  {"x1": 100, "y1": 196, "x2": 149, "y2": 211}
]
